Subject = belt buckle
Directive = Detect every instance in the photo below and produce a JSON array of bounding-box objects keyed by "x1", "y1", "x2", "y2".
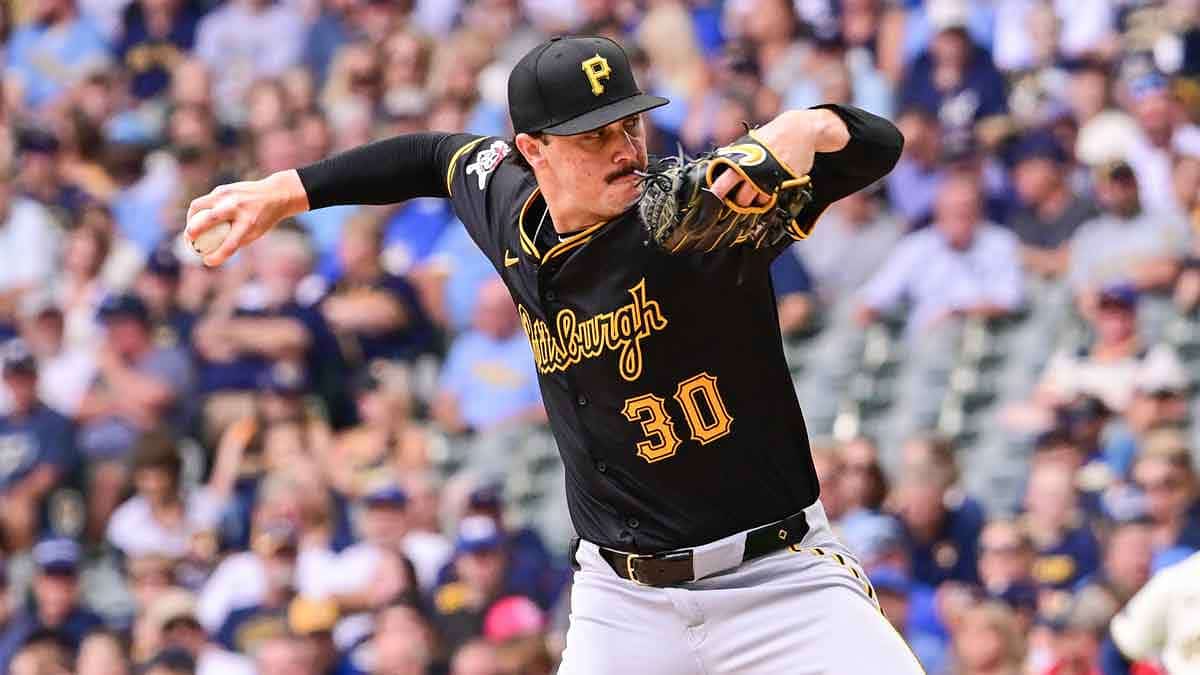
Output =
[{"x1": 625, "y1": 553, "x2": 653, "y2": 586}]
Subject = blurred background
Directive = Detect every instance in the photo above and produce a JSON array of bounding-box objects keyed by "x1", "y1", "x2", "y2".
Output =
[{"x1": 1, "y1": 0, "x2": 1200, "y2": 673}]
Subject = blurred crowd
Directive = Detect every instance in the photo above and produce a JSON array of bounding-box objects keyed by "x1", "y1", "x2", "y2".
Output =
[{"x1": 1, "y1": 0, "x2": 1200, "y2": 673}]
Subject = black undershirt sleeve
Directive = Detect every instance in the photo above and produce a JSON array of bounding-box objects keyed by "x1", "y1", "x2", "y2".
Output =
[
  {"x1": 295, "y1": 131, "x2": 480, "y2": 209},
  {"x1": 805, "y1": 104, "x2": 904, "y2": 207}
]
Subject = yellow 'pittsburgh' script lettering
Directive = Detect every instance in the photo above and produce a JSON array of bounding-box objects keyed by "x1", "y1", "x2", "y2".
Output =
[{"x1": 519, "y1": 279, "x2": 667, "y2": 382}]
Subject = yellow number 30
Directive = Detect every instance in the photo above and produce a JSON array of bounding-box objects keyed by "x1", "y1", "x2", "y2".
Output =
[{"x1": 621, "y1": 372, "x2": 734, "y2": 464}]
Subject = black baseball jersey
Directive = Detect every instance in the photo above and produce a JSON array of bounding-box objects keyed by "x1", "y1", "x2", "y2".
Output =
[
  {"x1": 435, "y1": 105, "x2": 901, "y2": 553},
  {"x1": 297, "y1": 104, "x2": 902, "y2": 553}
]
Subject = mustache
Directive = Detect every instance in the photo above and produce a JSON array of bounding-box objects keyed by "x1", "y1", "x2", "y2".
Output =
[{"x1": 605, "y1": 163, "x2": 645, "y2": 184}]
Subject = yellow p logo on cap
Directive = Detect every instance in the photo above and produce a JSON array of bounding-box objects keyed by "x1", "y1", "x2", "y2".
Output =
[{"x1": 582, "y1": 54, "x2": 611, "y2": 96}]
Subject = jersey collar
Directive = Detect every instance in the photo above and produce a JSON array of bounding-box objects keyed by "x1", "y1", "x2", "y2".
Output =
[{"x1": 517, "y1": 187, "x2": 612, "y2": 266}]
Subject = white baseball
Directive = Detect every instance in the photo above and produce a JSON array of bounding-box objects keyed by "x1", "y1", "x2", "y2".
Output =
[{"x1": 187, "y1": 213, "x2": 232, "y2": 256}]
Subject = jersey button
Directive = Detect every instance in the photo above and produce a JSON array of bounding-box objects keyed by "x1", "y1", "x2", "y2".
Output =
[
  {"x1": 595, "y1": 460, "x2": 607, "y2": 473},
  {"x1": 545, "y1": 290, "x2": 557, "y2": 301},
  {"x1": 626, "y1": 517, "x2": 640, "y2": 529},
  {"x1": 576, "y1": 395, "x2": 588, "y2": 406}
]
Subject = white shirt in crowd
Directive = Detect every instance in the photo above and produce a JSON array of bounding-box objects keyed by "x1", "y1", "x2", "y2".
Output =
[
  {"x1": 1038, "y1": 343, "x2": 1186, "y2": 413},
  {"x1": 322, "y1": 533, "x2": 453, "y2": 649},
  {"x1": 195, "y1": 547, "x2": 337, "y2": 633},
  {"x1": 1110, "y1": 551, "x2": 1200, "y2": 674},
  {"x1": 106, "y1": 489, "x2": 226, "y2": 559},
  {"x1": 0, "y1": 198, "x2": 62, "y2": 294}
]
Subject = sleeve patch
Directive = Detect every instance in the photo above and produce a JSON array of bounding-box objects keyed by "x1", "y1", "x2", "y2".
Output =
[{"x1": 464, "y1": 140, "x2": 512, "y2": 191}]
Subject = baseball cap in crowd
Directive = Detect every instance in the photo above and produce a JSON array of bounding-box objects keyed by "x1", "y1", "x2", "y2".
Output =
[
  {"x1": 1007, "y1": 131, "x2": 1068, "y2": 167},
  {"x1": 990, "y1": 582, "x2": 1039, "y2": 614},
  {"x1": 138, "y1": 647, "x2": 196, "y2": 675},
  {"x1": 144, "y1": 242, "x2": 182, "y2": 279},
  {"x1": 362, "y1": 481, "x2": 409, "y2": 508},
  {"x1": 1039, "y1": 585, "x2": 1117, "y2": 634},
  {"x1": 468, "y1": 483, "x2": 504, "y2": 511},
  {"x1": 145, "y1": 589, "x2": 200, "y2": 633},
  {"x1": 17, "y1": 127, "x2": 61, "y2": 155},
  {"x1": 288, "y1": 596, "x2": 340, "y2": 635},
  {"x1": 98, "y1": 293, "x2": 151, "y2": 324},
  {"x1": 838, "y1": 510, "x2": 907, "y2": 564},
  {"x1": 867, "y1": 566, "x2": 912, "y2": 596},
  {"x1": 508, "y1": 35, "x2": 668, "y2": 135},
  {"x1": 33, "y1": 537, "x2": 81, "y2": 576},
  {"x1": 455, "y1": 515, "x2": 505, "y2": 555},
  {"x1": 483, "y1": 595, "x2": 545, "y2": 643},
  {"x1": 1097, "y1": 282, "x2": 1139, "y2": 309},
  {"x1": 1098, "y1": 158, "x2": 1137, "y2": 183},
  {"x1": 1, "y1": 339, "x2": 37, "y2": 375},
  {"x1": 257, "y1": 362, "x2": 310, "y2": 396}
]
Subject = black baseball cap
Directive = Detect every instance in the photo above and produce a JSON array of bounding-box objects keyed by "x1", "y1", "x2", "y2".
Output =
[
  {"x1": 98, "y1": 292, "x2": 151, "y2": 324},
  {"x1": 508, "y1": 36, "x2": 668, "y2": 135}
]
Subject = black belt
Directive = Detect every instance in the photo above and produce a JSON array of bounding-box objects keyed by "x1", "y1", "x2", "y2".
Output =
[{"x1": 594, "y1": 510, "x2": 810, "y2": 587}]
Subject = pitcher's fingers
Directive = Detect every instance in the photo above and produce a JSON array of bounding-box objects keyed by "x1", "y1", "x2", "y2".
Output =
[
  {"x1": 187, "y1": 189, "x2": 225, "y2": 225},
  {"x1": 186, "y1": 208, "x2": 225, "y2": 247},
  {"x1": 202, "y1": 215, "x2": 252, "y2": 268},
  {"x1": 734, "y1": 181, "x2": 770, "y2": 208},
  {"x1": 709, "y1": 169, "x2": 742, "y2": 201}
]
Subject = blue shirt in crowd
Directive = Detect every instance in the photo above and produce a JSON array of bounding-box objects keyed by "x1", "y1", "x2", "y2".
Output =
[
  {"x1": 439, "y1": 330, "x2": 541, "y2": 431},
  {"x1": 0, "y1": 404, "x2": 75, "y2": 492}
]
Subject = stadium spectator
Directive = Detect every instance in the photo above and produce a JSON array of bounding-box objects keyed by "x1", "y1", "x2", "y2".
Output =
[
  {"x1": 1027, "y1": 284, "x2": 1185, "y2": 416},
  {"x1": 0, "y1": 538, "x2": 103, "y2": 672},
  {"x1": 857, "y1": 172, "x2": 1023, "y2": 337},
  {"x1": 797, "y1": 186, "x2": 902, "y2": 307},
  {"x1": 17, "y1": 293, "x2": 96, "y2": 418},
  {"x1": 192, "y1": 0, "x2": 304, "y2": 124},
  {"x1": 889, "y1": 461, "x2": 983, "y2": 587},
  {"x1": 1130, "y1": 439, "x2": 1200, "y2": 551},
  {"x1": 78, "y1": 293, "x2": 192, "y2": 539},
  {"x1": 885, "y1": 106, "x2": 946, "y2": 226},
  {"x1": 114, "y1": 0, "x2": 201, "y2": 101},
  {"x1": 254, "y1": 633, "x2": 319, "y2": 675},
  {"x1": 322, "y1": 481, "x2": 421, "y2": 650},
  {"x1": 2, "y1": 0, "x2": 110, "y2": 111},
  {"x1": 1101, "y1": 360, "x2": 1192, "y2": 479},
  {"x1": 432, "y1": 280, "x2": 544, "y2": 435},
  {"x1": 450, "y1": 639, "x2": 502, "y2": 675},
  {"x1": 0, "y1": 167, "x2": 63, "y2": 331},
  {"x1": 366, "y1": 601, "x2": 435, "y2": 675},
  {"x1": 76, "y1": 629, "x2": 130, "y2": 675},
  {"x1": 1023, "y1": 463, "x2": 1101, "y2": 593},
  {"x1": 898, "y1": 6, "x2": 1009, "y2": 150},
  {"x1": 1036, "y1": 586, "x2": 1117, "y2": 675},
  {"x1": 1075, "y1": 518, "x2": 1155, "y2": 610},
  {"x1": 0, "y1": 339, "x2": 76, "y2": 550},
  {"x1": 322, "y1": 216, "x2": 435, "y2": 364},
  {"x1": 975, "y1": 519, "x2": 1039, "y2": 616},
  {"x1": 192, "y1": 229, "x2": 341, "y2": 441},
  {"x1": 105, "y1": 430, "x2": 231, "y2": 560},
  {"x1": 1006, "y1": 132, "x2": 1097, "y2": 278},
  {"x1": 840, "y1": 436, "x2": 890, "y2": 515},
  {"x1": 13, "y1": 128, "x2": 88, "y2": 228},
  {"x1": 1066, "y1": 161, "x2": 1188, "y2": 304},
  {"x1": 949, "y1": 601, "x2": 1026, "y2": 675}
]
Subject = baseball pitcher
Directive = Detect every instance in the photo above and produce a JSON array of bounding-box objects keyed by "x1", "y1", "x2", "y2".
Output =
[{"x1": 187, "y1": 36, "x2": 922, "y2": 674}]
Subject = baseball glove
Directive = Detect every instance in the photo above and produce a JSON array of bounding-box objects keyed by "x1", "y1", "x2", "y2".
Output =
[{"x1": 637, "y1": 131, "x2": 815, "y2": 254}]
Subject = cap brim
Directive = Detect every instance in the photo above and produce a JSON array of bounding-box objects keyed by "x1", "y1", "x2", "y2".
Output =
[{"x1": 540, "y1": 93, "x2": 669, "y2": 135}]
